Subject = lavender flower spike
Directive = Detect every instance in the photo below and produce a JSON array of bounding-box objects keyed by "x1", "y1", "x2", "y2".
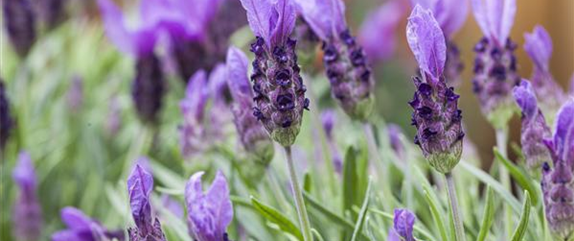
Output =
[
  {"x1": 471, "y1": 0, "x2": 520, "y2": 129},
  {"x1": 387, "y1": 124, "x2": 406, "y2": 159},
  {"x1": 541, "y1": 100, "x2": 574, "y2": 240},
  {"x1": 358, "y1": 0, "x2": 405, "y2": 64},
  {"x1": 296, "y1": 0, "x2": 374, "y2": 121},
  {"x1": 389, "y1": 209, "x2": 416, "y2": 241},
  {"x1": 524, "y1": 25, "x2": 567, "y2": 122},
  {"x1": 321, "y1": 109, "x2": 343, "y2": 173},
  {"x1": 179, "y1": 70, "x2": 212, "y2": 158},
  {"x1": 185, "y1": 171, "x2": 233, "y2": 241},
  {"x1": 127, "y1": 164, "x2": 166, "y2": 241},
  {"x1": 512, "y1": 79, "x2": 551, "y2": 170},
  {"x1": 52, "y1": 207, "x2": 125, "y2": 241},
  {"x1": 0, "y1": 79, "x2": 14, "y2": 151},
  {"x1": 3, "y1": 0, "x2": 36, "y2": 57},
  {"x1": 226, "y1": 47, "x2": 274, "y2": 165},
  {"x1": 407, "y1": 5, "x2": 464, "y2": 173},
  {"x1": 12, "y1": 152, "x2": 42, "y2": 241},
  {"x1": 240, "y1": 0, "x2": 309, "y2": 146}
]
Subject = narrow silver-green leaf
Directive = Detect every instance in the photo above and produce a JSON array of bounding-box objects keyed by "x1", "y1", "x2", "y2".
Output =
[
  {"x1": 494, "y1": 148, "x2": 539, "y2": 206},
  {"x1": 250, "y1": 196, "x2": 304, "y2": 241},
  {"x1": 477, "y1": 186, "x2": 495, "y2": 241},
  {"x1": 423, "y1": 187, "x2": 449, "y2": 241},
  {"x1": 511, "y1": 191, "x2": 531, "y2": 241},
  {"x1": 351, "y1": 177, "x2": 372, "y2": 241}
]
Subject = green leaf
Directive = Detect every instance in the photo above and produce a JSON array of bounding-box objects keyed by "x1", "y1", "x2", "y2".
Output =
[
  {"x1": 250, "y1": 196, "x2": 304, "y2": 241},
  {"x1": 304, "y1": 172, "x2": 312, "y2": 193},
  {"x1": 494, "y1": 148, "x2": 539, "y2": 206},
  {"x1": 423, "y1": 186, "x2": 449, "y2": 241},
  {"x1": 312, "y1": 229, "x2": 325, "y2": 241},
  {"x1": 351, "y1": 177, "x2": 372, "y2": 241},
  {"x1": 477, "y1": 186, "x2": 495, "y2": 241},
  {"x1": 511, "y1": 191, "x2": 531, "y2": 241},
  {"x1": 343, "y1": 147, "x2": 368, "y2": 217}
]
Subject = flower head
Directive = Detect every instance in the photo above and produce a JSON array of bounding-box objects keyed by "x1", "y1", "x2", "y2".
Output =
[
  {"x1": 320, "y1": 109, "x2": 343, "y2": 173},
  {"x1": 358, "y1": 0, "x2": 405, "y2": 64},
  {"x1": 387, "y1": 124, "x2": 406, "y2": 159},
  {"x1": 471, "y1": 0, "x2": 516, "y2": 45},
  {"x1": 12, "y1": 152, "x2": 42, "y2": 241},
  {"x1": 407, "y1": 5, "x2": 464, "y2": 173},
  {"x1": 52, "y1": 207, "x2": 125, "y2": 241},
  {"x1": 127, "y1": 164, "x2": 166, "y2": 241},
  {"x1": 180, "y1": 70, "x2": 210, "y2": 157},
  {"x1": 185, "y1": 171, "x2": 233, "y2": 241},
  {"x1": 241, "y1": 0, "x2": 309, "y2": 146},
  {"x1": 3, "y1": 0, "x2": 36, "y2": 57},
  {"x1": 390, "y1": 209, "x2": 416, "y2": 241},
  {"x1": 0, "y1": 80, "x2": 14, "y2": 150}
]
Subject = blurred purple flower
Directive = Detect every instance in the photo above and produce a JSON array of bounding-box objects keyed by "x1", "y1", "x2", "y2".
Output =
[
  {"x1": 296, "y1": 0, "x2": 374, "y2": 121},
  {"x1": 0, "y1": 80, "x2": 14, "y2": 150},
  {"x1": 570, "y1": 73, "x2": 574, "y2": 96},
  {"x1": 320, "y1": 109, "x2": 343, "y2": 173},
  {"x1": 185, "y1": 171, "x2": 233, "y2": 241},
  {"x1": 407, "y1": 5, "x2": 464, "y2": 173},
  {"x1": 387, "y1": 124, "x2": 406, "y2": 159},
  {"x1": 52, "y1": 207, "x2": 125, "y2": 241},
  {"x1": 541, "y1": 100, "x2": 574, "y2": 240},
  {"x1": 39, "y1": 0, "x2": 67, "y2": 30},
  {"x1": 12, "y1": 152, "x2": 42, "y2": 241},
  {"x1": 179, "y1": 70, "x2": 210, "y2": 158},
  {"x1": 161, "y1": 194, "x2": 184, "y2": 219},
  {"x1": 127, "y1": 164, "x2": 166, "y2": 241},
  {"x1": 471, "y1": 0, "x2": 519, "y2": 129},
  {"x1": 241, "y1": 0, "x2": 308, "y2": 146},
  {"x1": 3, "y1": 0, "x2": 36, "y2": 57},
  {"x1": 524, "y1": 25, "x2": 567, "y2": 121},
  {"x1": 226, "y1": 47, "x2": 274, "y2": 165},
  {"x1": 67, "y1": 76, "x2": 83, "y2": 113},
  {"x1": 105, "y1": 95, "x2": 121, "y2": 136},
  {"x1": 358, "y1": 0, "x2": 405, "y2": 64},
  {"x1": 392, "y1": 209, "x2": 416, "y2": 241}
]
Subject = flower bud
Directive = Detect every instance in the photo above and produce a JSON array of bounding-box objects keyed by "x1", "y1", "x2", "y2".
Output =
[
  {"x1": 0, "y1": 80, "x2": 14, "y2": 151},
  {"x1": 132, "y1": 53, "x2": 165, "y2": 124},
  {"x1": 3, "y1": 0, "x2": 36, "y2": 57},
  {"x1": 12, "y1": 152, "x2": 42, "y2": 241}
]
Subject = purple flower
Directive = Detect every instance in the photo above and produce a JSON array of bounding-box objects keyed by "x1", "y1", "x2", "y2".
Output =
[
  {"x1": 387, "y1": 124, "x2": 406, "y2": 159},
  {"x1": 12, "y1": 152, "x2": 42, "y2": 241},
  {"x1": 296, "y1": 0, "x2": 374, "y2": 121},
  {"x1": 39, "y1": 0, "x2": 67, "y2": 30},
  {"x1": 391, "y1": 209, "x2": 416, "y2": 241},
  {"x1": 0, "y1": 80, "x2": 14, "y2": 150},
  {"x1": 358, "y1": 0, "x2": 405, "y2": 64},
  {"x1": 179, "y1": 70, "x2": 210, "y2": 158},
  {"x1": 407, "y1": 5, "x2": 464, "y2": 173},
  {"x1": 67, "y1": 76, "x2": 83, "y2": 113},
  {"x1": 240, "y1": 0, "x2": 308, "y2": 146},
  {"x1": 524, "y1": 25, "x2": 567, "y2": 121},
  {"x1": 127, "y1": 164, "x2": 166, "y2": 241},
  {"x1": 226, "y1": 47, "x2": 274, "y2": 165},
  {"x1": 52, "y1": 207, "x2": 125, "y2": 241},
  {"x1": 570, "y1": 73, "x2": 574, "y2": 96},
  {"x1": 512, "y1": 79, "x2": 551, "y2": 170},
  {"x1": 185, "y1": 171, "x2": 233, "y2": 241},
  {"x1": 161, "y1": 194, "x2": 184, "y2": 219},
  {"x1": 3, "y1": 0, "x2": 36, "y2": 57},
  {"x1": 471, "y1": 0, "x2": 519, "y2": 129},
  {"x1": 105, "y1": 96, "x2": 121, "y2": 136},
  {"x1": 320, "y1": 109, "x2": 343, "y2": 173},
  {"x1": 541, "y1": 100, "x2": 574, "y2": 240}
]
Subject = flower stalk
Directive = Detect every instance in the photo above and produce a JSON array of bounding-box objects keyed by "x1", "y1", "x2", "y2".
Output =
[
  {"x1": 496, "y1": 127, "x2": 513, "y2": 238},
  {"x1": 445, "y1": 172, "x2": 465, "y2": 241},
  {"x1": 284, "y1": 146, "x2": 313, "y2": 241}
]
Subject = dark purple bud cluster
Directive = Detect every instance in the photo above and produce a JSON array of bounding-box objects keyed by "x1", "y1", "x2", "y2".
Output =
[
  {"x1": 132, "y1": 53, "x2": 165, "y2": 124},
  {"x1": 3, "y1": 0, "x2": 36, "y2": 57},
  {"x1": 250, "y1": 37, "x2": 308, "y2": 146},
  {"x1": 0, "y1": 80, "x2": 13, "y2": 151},
  {"x1": 541, "y1": 161, "x2": 574, "y2": 240},
  {"x1": 472, "y1": 37, "x2": 520, "y2": 129},
  {"x1": 322, "y1": 29, "x2": 374, "y2": 121},
  {"x1": 172, "y1": 40, "x2": 214, "y2": 83},
  {"x1": 445, "y1": 41, "x2": 464, "y2": 87},
  {"x1": 409, "y1": 74, "x2": 464, "y2": 173},
  {"x1": 128, "y1": 218, "x2": 166, "y2": 241},
  {"x1": 40, "y1": 0, "x2": 67, "y2": 30}
]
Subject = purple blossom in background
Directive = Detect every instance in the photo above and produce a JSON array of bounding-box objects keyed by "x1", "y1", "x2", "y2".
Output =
[
  {"x1": 512, "y1": 80, "x2": 551, "y2": 170},
  {"x1": 471, "y1": 0, "x2": 520, "y2": 129},
  {"x1": 524, "y1": 25, "x2": 567, "y2": 121},
  {"x1": 296, "y1": 0, "x2": 374, "y2": 121},
  {"x1": 407, "y1": 5, "x2": 464, "y2": 173},
  {"x1": 52, "y1": 207, "x2": 125, "y2": 241},
  {"x1": 3, "y1": 0, "x2": 36, "y2": 57},
  {"x1": 387, "y1": 124, "x2": 406, "y2": 159},
  {"x1": 208, "y1": 63, "x2": 234, "y2": 132},
  {"x1": 160, "y1": 194, "x2": 184, "y2": 219},
  {"x1": 67, "y1": 76, "x2": 83, "y2": 113},
  {"x1": 358, "y1": 0, "x2": 405, "y2": 64},
  {"x1": 105, "y1": 95, "x2": 121, "y2": 136},
  {"x1": 127, "y1": 164, "x2": 166, "y2": 241},
  {"x1": 320, "y1": 109, "x2": 343, "y2": 173},
  {"x1": 410, "y1": 0, "x2": 469, "y2": 86},
  {"x1": 0, "y1": 79, "x2": 14, "y2": 150},
  {"x1": 390, "y1": 209, "x2": 416, "y2": 241},
  {"x1": 185, "y1": 171, "x2": 233, "y2": 241},
  {"x1": 226, "y1": 47, "x2": 274, "y2": 165},
  {"x1": 39, "y1": 0, "x2": 67, "y2": 30},
  {"x1": 570, "y1": 73, "x2": 574, "y2": 95},
  {"x1": 541, "y1": 100, "x2": 574, "y2": 240},
  {"x1": 240, "y1": 0, "x2": 309, "y2": 146},
  {"x1": 12, "y1": 152, "x2": 42, "y2": 241}
]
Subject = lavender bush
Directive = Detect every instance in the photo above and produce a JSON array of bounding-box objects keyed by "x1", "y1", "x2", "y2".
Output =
[{"x1": 2, "y1": 0, "x2": 573, "y2": 240}]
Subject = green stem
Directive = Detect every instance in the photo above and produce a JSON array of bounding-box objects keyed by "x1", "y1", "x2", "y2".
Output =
[
  {"x1": 496, "y1": 128, "x2": 513, "y2": 238},
  {"x1": 284, "y1": 146, "x2": 313, "y2": 241},
  {"x1": 445, "y1": 172, "x2": 466, "y2": 241},
  {"x1": 363, "y1": 123, "x2": 392, "y2": 211}
]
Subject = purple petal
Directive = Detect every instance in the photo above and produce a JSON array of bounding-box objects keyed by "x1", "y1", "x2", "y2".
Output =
[
  {"x1": 12, "y1": 151, "x2": 36, "y2": 192},
  {"x1": 358, "y1": 0, "x2": 404, "y2": 62},
  {"x1": 524, "y1": 25, "x2": 553, "y2": 71},
  {"x1": 411, "y1": 0, "x2": 468, "y2": 37},
  {"x1": 295, "y1": 0, "x2": 347, "y2": 40},
  {"x1": 393, "y1": 209, "x2": 416, "y2": 241},
  {"x1": 181, "y1": 70, "x2": 209, "y2": 122},
  {"x1": 406, "y1": 5, "x2": 446, "y2": 80},
  {"x1": 161, "y1": 194, "x2": 184, "y2": 218},
  {"x1": 226, "y1": 46, "x2": 253, "y2": 101},
  {"x1": 471, "y1": 0, "x2": 515, "y2": 43},
  {"x1": 387, "y1": 227, "x2": 402, "y2": 241},
  {"x1": 320, "y1": 109, "x2": 336, "y2": 139},
  {"x1": 270, "y1": 0, "x2": 297, "y2": 46},
  {"x1": 499, "y1": 0, "x2": 516, "y2": 43},
  {"x1": 60, "y1": 207, "x2": 94, "y2": 230},
  {"x1": 553, "y1": 99, "x2": 574, "y2": 164},
  {"x1": 127, "y1": 164, "x2": 154, "y2": 230},
  {"x1": 208, "y1": 63, "x2": 228, "y2": 104},
  {"x1": 240, "y1": 0, "x2": 274, "y2": 42},
  {"x1": 206, "y1": 171, "x2": 233, "y2": 235},
  {"x1": 471, "y1": 0, "x2": 490, "y2": 37},
  {"x1": 513, "y1": 79, "x2": 538, "y2": 119}
]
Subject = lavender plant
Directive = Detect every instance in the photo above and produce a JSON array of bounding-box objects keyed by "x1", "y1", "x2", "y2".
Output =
[
  {"x1": 12, "y1": 152, "x2": 42, "y2": 241},
  {"x1": 3, "y1": 0, "x2": 36, "y2": 57},
  {"x1": 0, "y1": 80, "x2": 13, "y2": 151}
]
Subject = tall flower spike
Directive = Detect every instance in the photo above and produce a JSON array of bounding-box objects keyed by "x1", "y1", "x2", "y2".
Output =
[
  {"x1": 512, "y1": 80, "x2": 551, "y2": 170},
  {"x1": 320, "y1": 109, "x2": 343, "y2": 173},
  {"x1": 12, "y1": 152, "x2": 42, "y2": 241},
  {"x1": 387, "y1": 124, "x2": 406, "y2": 159},
  {"x1": 524, "y1": 25, "x2": 567, "y2": 122},
  {"x1": 389, "y1": 209, "x2": 416, "y2": 241},
  {"x1": 185, "y1": 171, "x2": 233, "y2": 241},
  {"x1": 179, "y1": 70, "x2": 210, "y2": 158},
  {"x1": 296, "y1": 0, "x2": 374, "y2": 121},
  {"x1": 99, "y1": 0, "x2": 165, "y2": 124},
  {"x1": 240, "y1": 0, "x2": 308, "y2": 146},
  {"x1": 0, "y1": 80, "x2": 14, "y2": 151},
  {"x1": 226, "y1": 47, "x2": 275, "y2": 166},
  {"x1": 358, "y1": 0, "x2": 405, "y2": 64},
  {"x1": 407, "y1": 5, "x2": 464, "y2": 173},
  {"x1": 52, "y1": 207, "x2": 125, "y2": 241},
  {"x1": 3, "y1": 0, "x2": 36, "y2": 57},
  {"x1": 541, "y1": 100, "x2": 574, "y2": 240},
  {"x1": 411, "y1": 0, "x2": 469, "y2": 86},
  {"x1": 127, "y1": 164, "x2": 166, "y2": 241},
  {"x1": 471, "y1": 0, "x2": 519, "y2": 129}
]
